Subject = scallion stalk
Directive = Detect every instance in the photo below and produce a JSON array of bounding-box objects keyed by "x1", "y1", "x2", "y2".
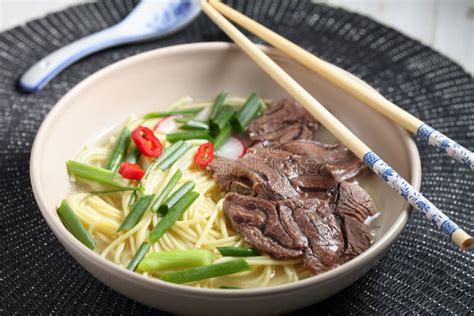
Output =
[
  {"x1": 105, "y1": 127, "x2": 131, "y2": 172},
  {"x1": 67, "y1": 160, "x2": 128, "y2": 188},
  {"x1": 160, "y1": 259, "x2": 251, "y2": 284},
  {"x1": 149, "y1": 191, "x2": 199, "y2": 244},
  {"x1": 216, "y1": 247, "x2": 260, "y2": 257},
  {"x1": 143, "y1": 107, "x2": 204, "y2": 119},
  {"x1": 212, "y1": 124, "x2": 231, "y2": 150},
  {"x1": 166, "y1": 131, "x2": 212, "y2": 143},
  {"x1": 117, "y1": 195, "x2": 154, "y2": 232},
  {"x1": 210, "y1": 105, "x2": 235, "y2": 135},
  {"x1": 157, "y1": 181, "x2": 195, "y2": 215},
  {"x1": 233, "y1": 93, "x2": 261, "y2": 132},
  {"x1": 157, "y1": 142, "x2": 192, "y2": 170},
  {"x1": 57, "y1": 200, "x2": 96, "y2": 250},
  {"x1": 151, "y1": 170, "x2": 182, "y2": 213},
  {"x1": 125, "y1": 147, "x2": 140, "y2": 164},
  {"x1": 89, "y1": 187, "x2": 140, "y2": 194},
  {"x1": 210, "y1": 92, "x2": 228, "y2": 122},
  {"x1": 137, "y1": 250, "x2": 213, "y2": 272},
  {"x1": 180, "y1": 120, "x2": 209, "y2": 131},
  {"x1": 127, "y1": 242, "x2": 150, "y2": 271}
]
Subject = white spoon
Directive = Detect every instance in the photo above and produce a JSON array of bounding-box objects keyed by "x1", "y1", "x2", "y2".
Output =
[{"x1": 19, "y1": 0, "x2": 201, "y2": 93}]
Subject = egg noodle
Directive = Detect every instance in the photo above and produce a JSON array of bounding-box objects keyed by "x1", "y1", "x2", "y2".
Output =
[{"x1": 67, "y1": 96, "x2": 311, "y2": 288}]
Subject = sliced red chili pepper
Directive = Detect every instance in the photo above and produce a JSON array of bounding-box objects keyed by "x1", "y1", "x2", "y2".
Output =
[
  {"x1": 194, "y1": 143, "x2": 214, "y2": 169},
  {"x1": 131, "y1": 126, "x2": 163, "y2": 158},
  {"x1": 118, "y1": 162, "x2": 145, "y2": 181}
]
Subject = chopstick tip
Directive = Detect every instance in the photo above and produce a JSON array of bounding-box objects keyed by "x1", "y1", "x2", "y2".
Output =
[{"x1": 452, "y1": 229, "x2": 473, "y2": 250}]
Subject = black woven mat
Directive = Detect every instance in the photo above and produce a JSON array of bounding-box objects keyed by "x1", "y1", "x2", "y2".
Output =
[{"x1": 1, "y1": 0, "x2": 473, "y2": 314}]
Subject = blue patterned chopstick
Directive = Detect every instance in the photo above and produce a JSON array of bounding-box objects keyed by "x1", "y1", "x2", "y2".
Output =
[
  {"x1": 363, "y1": 152, "x2": 472, "y2": 249},
  {"x1": 417, "y1": 124, "x2": 473, "y2": 170}
]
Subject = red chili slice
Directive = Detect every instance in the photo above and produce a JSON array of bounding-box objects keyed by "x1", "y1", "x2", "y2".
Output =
[
  {"x1": 118, "y1": 162, "x2": 145, "y2": 181},
  {"x1": 131, "y1": 126, "x2": 163, "y2": 157},
  {"x1": 194, "y1": 143, "x2": 215, "y2": 169}
]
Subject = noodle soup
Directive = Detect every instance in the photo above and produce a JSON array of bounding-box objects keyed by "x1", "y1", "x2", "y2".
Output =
[{"x1": 60, "y1": 93, "x2": 379, "y2": 289}]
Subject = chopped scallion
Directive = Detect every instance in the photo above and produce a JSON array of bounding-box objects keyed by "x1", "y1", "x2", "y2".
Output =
[
  {"x1": 149, "y1": 191, "x2": 199, "y2": 244},
  {"x1": 143, "y1": 107, "x2": 204, "y2": 119},
  {"x1": 160, "y1": 259, "x2": 251, "y2": 284},
  {"x1": 57, "y1": 200, "x2": 96, "y2": 250}
]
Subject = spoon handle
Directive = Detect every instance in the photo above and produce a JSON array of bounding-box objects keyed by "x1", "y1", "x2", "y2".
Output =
[{"x1": 19, "y1": 25, "x2": 126, "y2": 92}]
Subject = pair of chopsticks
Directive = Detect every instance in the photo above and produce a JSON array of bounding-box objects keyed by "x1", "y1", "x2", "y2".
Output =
[{"x1": 201, "y1": 0, "x2": 473, "y2": 249}]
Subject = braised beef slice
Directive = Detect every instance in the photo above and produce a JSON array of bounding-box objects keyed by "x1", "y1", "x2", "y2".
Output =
[
  {"x1": 224, "y1": 193, "x2": 345, "y2": 271},
  {"x1": 283, "y1": 140, "x2": 366, "y2": 181},
  {"x1": 224, "y1": 193, "x2": 304, "y2": 259},
  {"x1": 279, "y1": 198, "x2": 344, "y2": 274},
  {"x1": 222, "y1": 183, "x2": 376, "y2": 274},
  {"x1": 335, "y1": 181, "x2": 375, "y2": 261},
  {"x1": 336, "y1": 181, "x2": 376, "y2": 223},
  {"x1": 338, "y1": 215, "x2": 372, "y2": 263},
  {"x1": 247, "y1": 99, "x2": 318, "y2": 145},
  {"x1": 209, "y1": 147, "x2": 337, "y2": 201}
]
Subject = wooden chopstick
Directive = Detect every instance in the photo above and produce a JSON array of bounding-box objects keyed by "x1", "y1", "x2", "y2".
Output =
[
  {"x1": 201, "y1": 0, "x2": 473, "y2": 249},
  {"x1": 208, "y1": 0, "x2": 474, "y2": 171}
]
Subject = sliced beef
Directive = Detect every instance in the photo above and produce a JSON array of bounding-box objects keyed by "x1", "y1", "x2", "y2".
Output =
[
  {"x1": 222, "y1": 183, "x2": 376, "y2": 275},
  {"x1": 282, "y1": 140, "x2": 366, "y2": 181},
  {"x1": 335, "y1": 181, "x2": 375, "y2": 262},
  {"x1": 224, "y1": 193, "x2": 304, "y2": 259},
  {"x1": 209, "y1": 147, "x2": 337, "y2": 200},
  {"x1": 336, "y1": 181, "x2": 376, "y2": 223},
  {"x1": 279, "y1": 198, "x2": 344, "y2": 274},
  {"x1": 247, "y1": 99, "x2": 318, "y2": 145},
  {"x1": 338, "y1": 215, "x2": 373, "y2": 263}
]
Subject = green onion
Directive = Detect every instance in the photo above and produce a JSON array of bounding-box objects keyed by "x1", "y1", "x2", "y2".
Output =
[
  {"x1": 219, "y1": 286, "x2": 241, "y2": 289},
  {"x1": 160, "y1": 259, "x2": 251, "y2": 284},
  {"x1": 151, "y1": 170, "x2": 182, "y2": 213},
  {"x1": 117, "y1": 195, "x2": 154, "y2": 232},
  {"x1": 89, "y1": 187, "x2": 140, "y2": 194},
  {"x1": 180, "y1": 120, "x2": 209, "y2": 131},
  {"x1": 158, "y1": 142, "x2": 192, "y2": 170},
  {"x1": 174, "y1": 118, "x2": 190, "y2": 124},
  {"x1": 125, "y1": 147, "x2": 140, "y2": 164},
  {"x1": 210, "y1": 92, "x2": 228, "y2": 122},
  {"x1": 157, "y1": 181, "x2": 195, "y2": 215},
  {"x1": 105, "y1": 127, "x2": 131, "y2": 172},
  {"x1": 127, "y1": 242, "x2": 150, "y2": 271},
  {"x1": 154, "y1": 141, "x2": 184, "y2": 165},
  {"x1": 217, "y1": 247, "x2": 260, "y2": 257},
  {"x1": 143, "y1": 107, "x2": 204, "y2": 119},
  {"x1": 57, "y1": 200, "x2": 96, "y2": 250},
  {"x1": 210, "y1": 105, "x2": 235, "y2": 135},
  {"x1": 137, "y1": 250, "x2": 213, "y2": 272},
  {"x1": 67, "y1": 160, "x2": 128, "y2": 188},
  {"x1": 128, "y1": 185, "x2": 140, "y2": 208},
  {"x1": 144, "y1": 141, "x2": 184, "y2": 177},
  {"x1": 233, "y1": 93, "x2": 261, "y2": 132},
  {"x1": 149, "y1": 191, "x2": 199, "y2": 244},
  {"x1": 166, "y1": 131, "x2": 212, "y2": 143},
  {"x1": 213, "y1": 124, "x2": 232, "y2": 150}
]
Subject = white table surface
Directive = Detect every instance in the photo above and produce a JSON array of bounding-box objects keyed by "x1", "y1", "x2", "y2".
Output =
[{"x1": 0, "y1": 0, "x2": 472, "y2": 73}]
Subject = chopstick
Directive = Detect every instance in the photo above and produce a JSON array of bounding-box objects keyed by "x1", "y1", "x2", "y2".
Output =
[
  {"x1": 208, "y1": 0, "x2": 474, "y2": 171},
  {"x1": 201, "y1": 0, "x2": 473, "y2": 249}
]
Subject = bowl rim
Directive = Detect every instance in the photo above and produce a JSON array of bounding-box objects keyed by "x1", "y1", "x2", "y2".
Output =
[{"x1": 30, "y1": 42, "x2": 421, "y2": 297}]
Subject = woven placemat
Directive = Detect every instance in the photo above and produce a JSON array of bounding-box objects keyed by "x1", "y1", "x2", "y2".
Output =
[{"x1": 1, "y1": 0, "x2": 472, "y2": 314}]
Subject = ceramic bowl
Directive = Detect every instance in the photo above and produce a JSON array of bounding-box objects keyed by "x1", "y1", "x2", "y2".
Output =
[{"x1": 30, "y1": 42, "x2": 421, "y2": 315}]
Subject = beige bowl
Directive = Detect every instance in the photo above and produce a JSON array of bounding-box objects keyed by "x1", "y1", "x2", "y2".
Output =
[{"x1": 30, "y1": 42, "x2": 421, "y2": 315}]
